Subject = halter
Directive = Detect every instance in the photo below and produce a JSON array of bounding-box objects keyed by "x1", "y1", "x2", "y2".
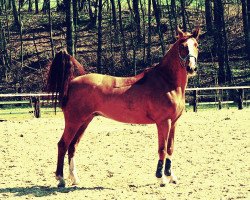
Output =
[
  {"x1": 178, "y1": 38, "x2": 198, "y2": 69},
  {"x1": 178, "y1": 50, "x2": 197, "y2": 68}
]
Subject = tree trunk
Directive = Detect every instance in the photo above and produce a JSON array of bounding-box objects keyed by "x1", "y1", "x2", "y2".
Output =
[
  {"x1": 73, "y1": 0, "x2": 78, "y2": 54},
  {"x1": 117, "y1": 0, "x2": 129, "y2": 67},
  {"x1": 133, "y1": 0, "x2": 141, "y2": 43},
  {"x1": 166, "y1": 0, "x2": 175, "y2": 41},
  {"x1": 171, "y1": 0, "x2": 177, "y2": 31},
  {"x1": 242, "y1": 0, "x2": 250, "y2": 60},
  {"x1": 65, "y1": 0, "x2": 75, "y2": 56},
  {"x1": 11, "y1": 0, "x2": 21, "y2": 29},
  {"x1": 140, "y1": 0, "x2": 146, "y2": 65},
  {"x1": 147, "y1": 0, "x2": 152, "y2": 64},
  {"x1": 247, "y1": 0, "x2": 250, "y2": 60},
  {"x1": 35, "y1": 0, "x2": 39, "y2": 13},
  {"x1": 97, "y1": 0, "x2": 102, "y2": 73},
  {"x1": 48, "y1": 0, "x2": 55, "y2": 58},
  {"x1": 152, "y1": 0, "x2": 165, "y2": 55},
  {"x1": 110, "y1": 0, "x2": 117, "y2": 30},
  {"x1": 180, "y1": 0, "x2": 187, "y2": 31},
  {"x1": 28, "y1": 0, "x2": 33, "y2": 12},
  {"x1": 42, "y1": 0, "x2": 49, "y2": 13},
  {"x1": 214, "y1": 0, "x2": 231, "y2": 84},
  {"x1": 205, "y1": 0, "x2": 213, "y2": 34}
]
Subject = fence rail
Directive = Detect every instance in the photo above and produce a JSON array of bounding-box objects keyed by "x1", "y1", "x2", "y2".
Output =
[{"x1": 0, "y1": 86, "x2": 250, "y2": 118}]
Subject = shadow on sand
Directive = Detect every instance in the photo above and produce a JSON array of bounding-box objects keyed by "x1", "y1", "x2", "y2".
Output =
[{"x1": 0, "y1": 185, "x2": 113, "y2": 197}]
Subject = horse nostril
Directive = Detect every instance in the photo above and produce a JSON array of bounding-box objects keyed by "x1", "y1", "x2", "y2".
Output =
[{"x1": 194, "y1": 67, "x2": 197, "y2": 72}]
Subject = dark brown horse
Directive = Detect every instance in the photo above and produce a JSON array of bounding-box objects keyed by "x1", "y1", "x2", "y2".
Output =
[{"x1": 47, "y1": 28, "x2": 200, "y2": 187}]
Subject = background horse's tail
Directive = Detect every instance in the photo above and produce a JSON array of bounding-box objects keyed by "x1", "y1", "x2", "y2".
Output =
[{"x1": 46, "y1": 50, "x2": 86, "y2": 109}]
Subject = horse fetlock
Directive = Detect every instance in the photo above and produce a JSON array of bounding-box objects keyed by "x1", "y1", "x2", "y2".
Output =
[
  {"x1": 167, "y1": 173, "x2": 178, "y2": 184},
  {"x1": 157, "y1": 175, "x2": 168, "y2": 187},
  {"x1": 68, "y1": 173, "x2": 80, "y2": 185}
]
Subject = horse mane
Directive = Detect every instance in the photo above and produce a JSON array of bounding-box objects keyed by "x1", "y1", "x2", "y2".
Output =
[{"x1": 46, "y1": 50, "x2": 87, "y2": 110}]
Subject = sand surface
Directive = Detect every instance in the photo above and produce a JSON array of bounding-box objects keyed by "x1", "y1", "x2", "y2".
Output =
[{"x1": 0, "y1": 108, "x2": 249, "y2": 200}]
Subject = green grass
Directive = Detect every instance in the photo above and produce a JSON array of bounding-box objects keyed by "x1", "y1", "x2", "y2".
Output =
[
  {"x1": 0, "y1": 105, "x2": 63, "y2": 120},
  {"x1": 1, "y1": 102, "x2": 249, "y2": 121}
]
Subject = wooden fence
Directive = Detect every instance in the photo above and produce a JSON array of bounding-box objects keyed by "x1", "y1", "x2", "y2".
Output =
[{"x1": 0, "y1": 86, "x2": 250, "y2": 118}]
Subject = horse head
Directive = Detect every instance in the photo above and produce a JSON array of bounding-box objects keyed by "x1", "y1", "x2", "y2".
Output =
[{"x1": 176, "y1": 27, "x2": 200, "y2": 76}]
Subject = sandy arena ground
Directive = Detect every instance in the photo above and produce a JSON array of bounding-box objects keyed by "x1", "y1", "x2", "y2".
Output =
[{"x1": 0, "y1": 108, "x2": 249, "y2": 200}]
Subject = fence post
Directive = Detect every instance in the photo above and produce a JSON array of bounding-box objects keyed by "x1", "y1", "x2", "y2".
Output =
[
  {"x1": 32, "y1": 97, "x2": 41, "y2": 118},
  {"x1": 218, "y1": 90, "x2": 222, "y2": 110},
  {"x1": 193, "y1": 90, "x2": 197, "y2": 112},
  {"x1": 238, "y1": 89, "x2": 243, "y2": 110}
]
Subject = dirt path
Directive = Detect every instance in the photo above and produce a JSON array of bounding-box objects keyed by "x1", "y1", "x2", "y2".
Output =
[{"x1": 0, "y1": 108, "x2": 249, "y2": 199}]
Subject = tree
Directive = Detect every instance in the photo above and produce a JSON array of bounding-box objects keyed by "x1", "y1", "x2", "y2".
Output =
[
  {"x1": 110, "y1": 0, "x2": 117, "y2": 30},
  {"x1": 117, "y1": 0, "x2": 129, "y2": 67},
  {"x1": 214, "y1": 0, "x2": 232, "y2": 84},
  {"x1": 35, "y1": 0, "x2": 39, "y2": 13},
  {"x1": 171, "y1": 0, "x2": 177, "y2": 31},
  {"x1": 205, "y1": 0, "x2": 213, "y2": 34},
  {"x1": 241, "y1": 0, "x2": 250, "y2": 60},
  {"x1": 28, "y1": 0, "x2": 33, "y2": 12},
  {"x1": 11, "y1": 0, "x2": 21, "y2": 29},
  {"x1": 180, "y1": 0, "x2": 187, "y2": 31},
  {"x1": 146, "y1": 0, "x2": 152, "y2": 64},
  {"x1": 48, "y1": 0, "x2": 55, "y2": 58},
  {"x1": 133, "y1": 0, "x2": 141, "y2": 43},
  {"x1": 97, "y1": 0, "x2": 102, "y2": 73},
  {"x1": 152, "y1": 0, "x2": 165, "y2": 55},
  {"x1": 65, "y1": 0, "x2": 75, "y2": 56}
]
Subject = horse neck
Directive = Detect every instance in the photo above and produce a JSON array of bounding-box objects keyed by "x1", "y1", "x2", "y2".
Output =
[{"x1": 158, "y1": 42, "x2": 188, "y2": 92}]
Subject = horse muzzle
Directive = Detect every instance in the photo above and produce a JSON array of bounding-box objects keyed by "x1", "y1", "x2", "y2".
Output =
[
  {"x1": 186, "y1": 65, "x2": 197, "y2": 76},
  {"x1": 186, "y1": 56, "x2": 198, "y2": 75}
]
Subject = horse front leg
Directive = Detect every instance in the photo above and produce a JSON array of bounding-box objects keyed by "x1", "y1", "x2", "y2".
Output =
[
  {"x1": 165, "y1": 123, "x2": 178, "y2": 184},
  {"x1": 155, "y1": 119, "x2": 171, "y2": 186},
  {"x1": 68, "y1": 116, "x2": 93, "y2": 185}
]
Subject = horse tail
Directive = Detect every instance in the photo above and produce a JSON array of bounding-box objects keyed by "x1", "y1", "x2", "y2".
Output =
[{"x1": 46, "y1": 50, "x2": 86, "y2": 110}]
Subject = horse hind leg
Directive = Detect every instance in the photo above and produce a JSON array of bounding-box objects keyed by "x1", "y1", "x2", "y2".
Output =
[
  {"x1": 68, "y1": 116, "x2": 93, "y2": 185},
  {"x1": 56, "y1": 122, "x2": 83, "y2": 187}
]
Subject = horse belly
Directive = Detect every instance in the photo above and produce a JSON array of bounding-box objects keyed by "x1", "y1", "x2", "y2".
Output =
[{"x1": 98, "y1": 103, "x2": 154, "y2": 124}]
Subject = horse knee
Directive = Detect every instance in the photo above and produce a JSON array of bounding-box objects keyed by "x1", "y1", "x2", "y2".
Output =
[{"x1": 158, "y1": 148, "x2": 166, "y2": 160}]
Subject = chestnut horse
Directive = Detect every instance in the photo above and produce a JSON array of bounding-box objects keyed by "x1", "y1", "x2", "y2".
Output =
[{"x1": 47, "y1": 28, "x2": 200, "y2": 187}]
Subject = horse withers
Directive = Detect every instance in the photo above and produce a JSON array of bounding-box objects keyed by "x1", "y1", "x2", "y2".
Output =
[{"x1": 47, "y1": 27, "x2": 200, "y2": 187}]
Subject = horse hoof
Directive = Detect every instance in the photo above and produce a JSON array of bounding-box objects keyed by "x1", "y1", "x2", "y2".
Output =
[
  {"x1": 58, "y1": 182, "x2": 66, "y2": 188},
  {"x1": 69, "y1": 174, "x2": 80, "y2": 185},
  {"x1": 160, "y1": 183, "x2": 166, "y2": 187},
  {"x1": 72, "y1": 180, "x2": 80, "y2": 186},
  {"x1": 157, "y1": 175, "x2": 168, "y2": 187},
  {"x1": 168, "y1": 174, "x2": 178, "y2": 184},
  {"x1": 57, "y1": 179, "x2": 66, "y2": 188}
]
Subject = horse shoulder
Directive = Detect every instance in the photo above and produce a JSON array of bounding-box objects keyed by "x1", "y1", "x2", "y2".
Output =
[{"x1": 165, "y1": 87, "x2": 185, "y2": 114}]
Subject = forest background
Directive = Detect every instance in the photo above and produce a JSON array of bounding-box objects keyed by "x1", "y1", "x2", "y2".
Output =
[{"x1": 0, "y1": 0, "x2": 249, "y2": 93}]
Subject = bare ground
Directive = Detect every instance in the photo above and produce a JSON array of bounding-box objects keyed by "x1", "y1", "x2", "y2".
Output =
[{"x1": 0, "y1": 108, "x2": 249, "y2": 200}]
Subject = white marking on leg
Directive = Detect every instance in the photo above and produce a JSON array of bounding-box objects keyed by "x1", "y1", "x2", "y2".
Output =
[
  {"x1": 166, "y1": 153, "x2": 172, "y2": 160},
  {"x1": 69, "y1": 158, "x2": 80, "y2": 185},
  {"x1": 165, "y1": 154, "x2": 178, "y2": 184}
]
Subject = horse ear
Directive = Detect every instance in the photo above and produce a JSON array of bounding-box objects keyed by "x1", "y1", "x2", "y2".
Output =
[
  {"x1": 192, "y1": 27, "x2": 200, "y2": 40},
  {"x1": 176, "y1": 27, "x2": 184, "y2": 39}
]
